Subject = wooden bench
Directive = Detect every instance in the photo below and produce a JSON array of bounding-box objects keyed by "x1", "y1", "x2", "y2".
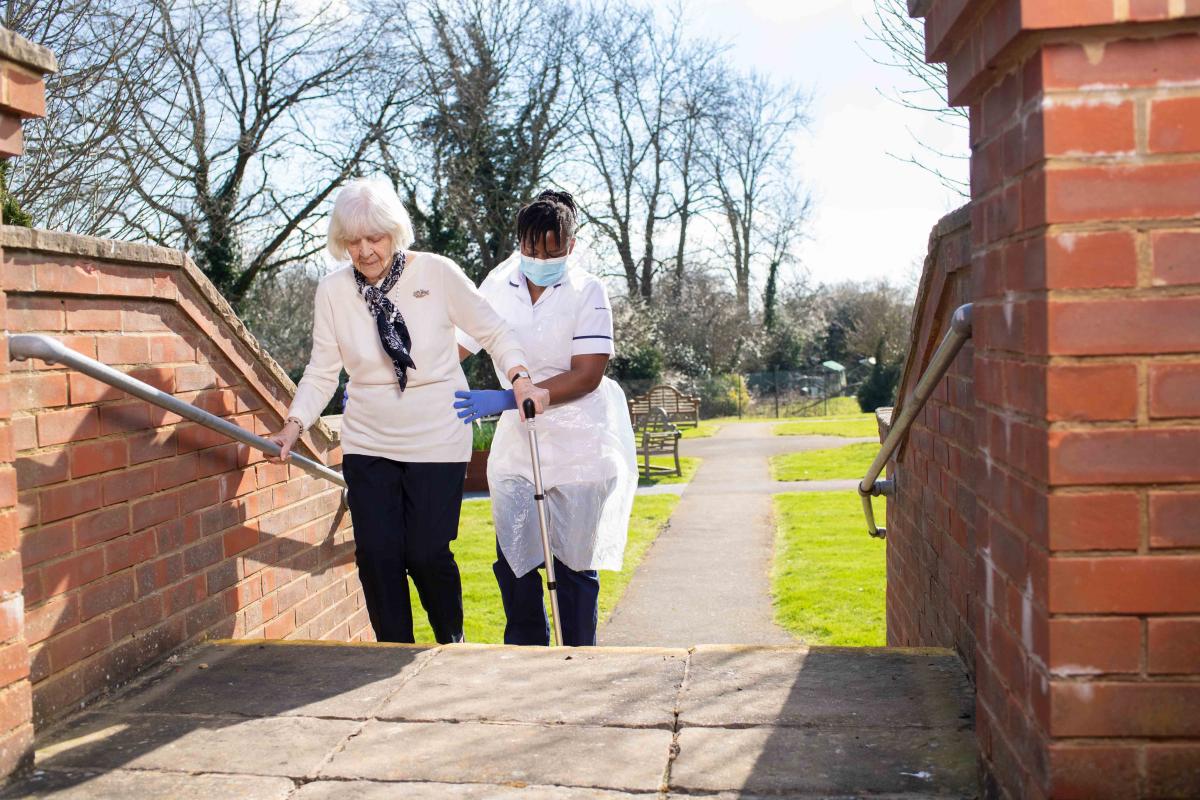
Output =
[
  {"x1": 628, "y1": 384, "x2": 700, "y2": 429},
  {"x1": 634, "y1": 406, "x2": 682, "y2": 479}
]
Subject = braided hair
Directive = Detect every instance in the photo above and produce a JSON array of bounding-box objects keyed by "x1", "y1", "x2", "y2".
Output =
[{"x1": 516, "y1": 190, "x2": 578, "y2": 256}]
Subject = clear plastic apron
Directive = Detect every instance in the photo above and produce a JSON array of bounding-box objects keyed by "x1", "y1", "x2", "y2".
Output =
[{"x1": 487, "y1": 376, "x2": 637, "y2": 577}]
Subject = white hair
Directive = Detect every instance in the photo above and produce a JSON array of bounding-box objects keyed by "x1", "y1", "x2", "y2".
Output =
[{"x1": 326, "y1": 177, "x2": 415, "y2": 261}]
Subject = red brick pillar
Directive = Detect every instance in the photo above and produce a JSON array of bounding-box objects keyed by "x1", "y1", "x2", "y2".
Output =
[
  {"x1": 0, "y1": 28, "x2": 56, "y2": 776},
  {"x1": 917, "y1": 1, "x2": 1200, "y2": 797}
]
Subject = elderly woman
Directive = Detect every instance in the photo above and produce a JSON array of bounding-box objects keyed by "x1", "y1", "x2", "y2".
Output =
[
  {"x1": 268, "y1": 177, "x2": 548, "y2": 644},
  {"x1": 454, "y1": 190, "x2": 637, "y2": 647}
]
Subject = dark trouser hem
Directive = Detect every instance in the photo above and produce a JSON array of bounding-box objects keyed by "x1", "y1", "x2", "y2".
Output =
[
  {"x1": 493, "y1": 540, "x2": 599, "y2": 647},
  {"x1": 343, "y1": 455, "x2": 467, "y2": 644}
]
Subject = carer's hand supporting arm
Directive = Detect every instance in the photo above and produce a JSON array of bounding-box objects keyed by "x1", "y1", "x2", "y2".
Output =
[
  {"x1": 451, "y1": 354, "x2": 608, "y2": 423},
  {"x1": 453, "y1": 389, "x2": 517, "y2": 423}
]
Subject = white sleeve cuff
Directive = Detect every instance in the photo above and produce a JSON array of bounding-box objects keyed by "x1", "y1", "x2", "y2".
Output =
[
  {"x1": 571, "y1": 334, "x2": 615, "y2": 356},
  {"x1": 494, "y1": 347, "x2": 528, "y2": 380}
]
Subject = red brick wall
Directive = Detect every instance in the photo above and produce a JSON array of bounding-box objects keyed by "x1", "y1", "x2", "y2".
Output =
[
  {"x1": 1033, "y1": 32, "x2": 1200, "y2": 800},
  {"x1": 0, "y1": 258, "x2": 32, "y2": 777},
  {"x1": 904, "y1": 2, "x2": 1200, "y2": 797},
  {"x1": 0, "y1": 27, "x2": 56, "y2": 778},
  {"x1": 3, "y1": 228, "x2": 371, "y2": 729},
  {"x1": 966, "y1": 54, "x2": 1056, "y2": 800},
  {"x1": 0, "y1": 30, "x2": 55, "y2": 160},
  {"x1": 886, "y1": 206, "x2": 978, "y2": 671}
]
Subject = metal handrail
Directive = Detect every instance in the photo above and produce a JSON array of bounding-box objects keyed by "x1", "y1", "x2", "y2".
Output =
[
  {"x1": 859, "y1": 304, "x2": 972, "y2": 539},
  {"x1": 8, "y1": 334, "x2": 346, "y2": 489}
]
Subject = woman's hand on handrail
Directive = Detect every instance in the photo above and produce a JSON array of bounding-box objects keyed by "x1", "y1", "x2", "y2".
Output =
[{"x1": 266, "y1": 419, "x2": 302, "y2": 463}]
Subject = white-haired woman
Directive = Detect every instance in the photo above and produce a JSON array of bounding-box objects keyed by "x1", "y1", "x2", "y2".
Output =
[{"x1": 267, "y1": 178, "x2": 548, "y2": 644}]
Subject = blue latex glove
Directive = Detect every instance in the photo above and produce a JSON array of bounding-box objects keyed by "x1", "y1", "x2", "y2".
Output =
[{"x1": 453, "y1": 389, "x2": 517, "y2": 423}]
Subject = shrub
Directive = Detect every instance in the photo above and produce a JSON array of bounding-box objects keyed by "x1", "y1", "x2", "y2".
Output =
[
  {"x1": 472, "y1": 419, "x2": 497, "y2": 451},
  {"x1": 856, "y1": 349, "x2": 901, "y2": 412},
  {"x1": 609, "y1": 343, "x2": 663, "y2": 384},
  {"x1": 697, "y1": 373, "x2": 751, "y2": 418}
]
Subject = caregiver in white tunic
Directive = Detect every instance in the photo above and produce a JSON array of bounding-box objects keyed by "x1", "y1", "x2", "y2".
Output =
[{"x1": 455, "y1": 191, "x2": 636, "y2": 646}]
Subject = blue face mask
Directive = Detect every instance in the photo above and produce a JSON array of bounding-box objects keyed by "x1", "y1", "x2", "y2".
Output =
[{"x1": 519, "y1": 253, "x2": 568, "y2": 287}]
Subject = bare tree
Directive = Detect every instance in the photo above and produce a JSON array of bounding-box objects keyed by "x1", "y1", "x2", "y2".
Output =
[
  {"x1": 819, "y1": 279, "x2": 912, "y2": 366},
  {"x1": 655, "y1": 265, "x2": 757, "y2": 376},
  {"x1": 5, "y1": 1, "x2": 162, "y2": 234},
  {"x1": 239, "y1": 263, "x2": 319, "y2": 377},
  {"x1": 375, "y1": 0, "x2": 582, "y2": 283},
  {"x1": 665, "y1": 42, "x2": 727, "y2": 296},
  {"x1": 104, "y1": 0, "x2": 414, "y2": 306},
  {"x1": 705, "y1": 73, "x2": 810, "y2": 315},
  {"x1": 9, "y1": 1, "x2": 412, "y2": 302},
  {"x1": 864, "y1": 0, "x2": 968, "y2": 196},
  {"x1": 571, "y1": 4, "x2": 727, "y2": 300},
  {"x1": 570, "y1": 3, "x2": 648, "y2": 296},
  {"x1": 570, "y1": 3, "x2": 681, "y2": 298},
  {"x1": 761, "y1": 185, "x2": 811, "y2": 331}
]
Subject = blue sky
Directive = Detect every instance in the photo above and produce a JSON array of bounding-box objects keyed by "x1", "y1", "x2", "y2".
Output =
[{"x1": 685, "y1": 0, "x2": 969, "y2": 288}]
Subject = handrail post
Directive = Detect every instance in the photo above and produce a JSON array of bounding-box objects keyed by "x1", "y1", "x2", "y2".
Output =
[
  {"x1": 8, "y1": 334, "x2": 346, "y2": 491},
  {"x1": 858, "y1": 303, "x2": 972, "y2": 538}
]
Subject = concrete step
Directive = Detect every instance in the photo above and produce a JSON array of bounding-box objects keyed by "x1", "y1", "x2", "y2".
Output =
[{"x1": 2, "y1": 640, "x2": 978, "y2": 798}]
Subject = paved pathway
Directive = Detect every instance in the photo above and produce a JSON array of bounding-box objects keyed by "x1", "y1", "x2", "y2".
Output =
[
  {"x1": 600, "y1": 424, "x2": 873, "y2": 647},
  {"x1": 2, "y1": 640, "x2": 976, "y2": 798}
]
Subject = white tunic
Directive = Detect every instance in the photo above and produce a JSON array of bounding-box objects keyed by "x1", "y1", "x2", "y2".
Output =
[
  {"x1": 288, "y1": 252, "x2": 527, "y2": 463},
  {"x1": 459, "y1": 253, "x2": 638, "y2": 576}
]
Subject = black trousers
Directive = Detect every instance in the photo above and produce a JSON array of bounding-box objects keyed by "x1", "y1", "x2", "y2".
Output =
[
  {"x1": 493, "y1": 541, "x2": 600, "y2": 647},
  {"x1": 342, "y1": 455, "x2": 468, "y2": 644}
]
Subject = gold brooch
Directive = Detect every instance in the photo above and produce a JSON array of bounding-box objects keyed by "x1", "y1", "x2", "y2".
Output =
[{"x1": 413, "y1": 289, "x2": 430, "y2": 298}]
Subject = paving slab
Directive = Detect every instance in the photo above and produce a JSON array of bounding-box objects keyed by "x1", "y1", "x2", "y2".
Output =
[
  {"x1": 378, "y1": 645, "x2": 687, "y2": 728},
  {"x1": 0, "y1": 770, "x2": 294, "y2": 800},
  {"x1": 294, "y1": 780, "x2": 645, "y2": 799},
  {"x1": 321, "y1": 719, "x2": 672, "y2": 791},
  {"x1": 669, "y1": 794, "x2": 950, "y2": 799},
  {"x1": 127, "y1": 641, "x2": 435, "y2": 719},
  {"x1": 32, "y1": 712, "x2": 359, "y2": 778},
  {"x1": 680, "y1": 645, "x2": 973, "y2": 729},
  {"x1": 4, "y1": 641, "x2": 976, "y2": 798},
  {"x1": 671, "y1": 725, "x2": 977, "y2": 796}
]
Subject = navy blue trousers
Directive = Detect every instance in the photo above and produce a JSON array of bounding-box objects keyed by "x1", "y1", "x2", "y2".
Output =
[
  {"x1": 493, "y1": 541, "x2": 599, "y2": 647},
  {"x1": 343, "y1": 455, "x2": 467, "y2": 644}
]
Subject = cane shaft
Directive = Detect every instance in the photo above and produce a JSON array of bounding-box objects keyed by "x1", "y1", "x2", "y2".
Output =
[{"x1": 525, "y1": 421, "x2": 564, "y2": 647}]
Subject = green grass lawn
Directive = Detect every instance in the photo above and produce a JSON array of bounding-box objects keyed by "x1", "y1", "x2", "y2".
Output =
[
  {"x1": 819, "y1": 396, "x2": 863, "y2": 417},
  {"x1": 411, "y1": 494, "x2": 679, "y2": 643},
  {"x1": 784, "y1": 395, "x2": 862, "y2": 418},
  {"x1": 679, "y1": 419, "x2": 723, "y2": 439},
  {"x1": 774, "y1": 414, "x2": 879, "y2": 438},
  {"x1": 766, "y1": 395, "x2": 862, "y2": 419},
  {"x1": 770, "y1": 441, "x2": 878, "y2": 482},
  {"x1": 637, "y1": 455, "x2": 700, "y2": 487},
  {"x1": 703, "y1": 397, "x2": 863, "y2": 425},
  {"x1": 772, "y1": 492, "x2": 885, "y2": 646}
]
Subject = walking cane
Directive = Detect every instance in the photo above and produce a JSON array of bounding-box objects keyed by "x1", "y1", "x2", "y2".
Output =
[{"x1": 523, "y1": 398, "x2": 564, "y2": 647}]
